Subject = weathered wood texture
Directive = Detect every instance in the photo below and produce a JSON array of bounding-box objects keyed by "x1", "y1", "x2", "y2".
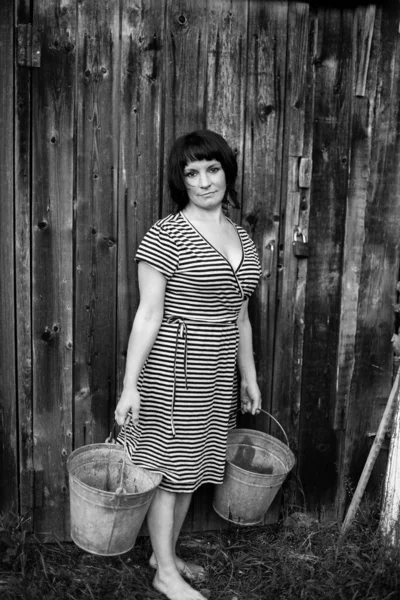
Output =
[
  {"x1": 16, "y1": 0, "x2": 34, "y2": 527},
  {"x1": 2, "y1": 0, "x2": 400, "y2": 535},
  {"x1": 334, "y1": 4, "x2": 381, "y2": 513},
  {"x1": 31, "y1": 0, "x2": 75, "y2": 538},
  {"x1": 298, "y1": 5, "x2": 354, "y2": 512},
  {"x1": 0, "y1": 0, "x2": 17, "y2": 514}
]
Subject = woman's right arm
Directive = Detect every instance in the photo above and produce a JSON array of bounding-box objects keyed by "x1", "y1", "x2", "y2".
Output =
[{"x1": 114, "y1": 261, "x2": 166, "y2": 426}]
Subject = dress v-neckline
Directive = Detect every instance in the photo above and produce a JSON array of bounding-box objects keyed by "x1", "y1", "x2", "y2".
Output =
[{"x1": 180, "y1": 211, "x2": 244, "y2": 274}]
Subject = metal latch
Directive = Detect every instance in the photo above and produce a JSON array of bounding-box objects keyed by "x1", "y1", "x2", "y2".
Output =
[{"x1": 293, "y1": 228, "x2": 310, "y2": 258}]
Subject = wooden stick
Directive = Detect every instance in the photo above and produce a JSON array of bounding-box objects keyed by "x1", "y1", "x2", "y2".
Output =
[
  {"x1": 379, "y1": 379, "x2": 400, "y2": 547},
  {"x1": 339, "y1": 365, "x2": 400, "y2": 540}
]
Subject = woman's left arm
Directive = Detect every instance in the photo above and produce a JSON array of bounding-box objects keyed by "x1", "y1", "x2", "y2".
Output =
[{"x1": 237, "y1": 299, "x2": 262, "y2": 415}]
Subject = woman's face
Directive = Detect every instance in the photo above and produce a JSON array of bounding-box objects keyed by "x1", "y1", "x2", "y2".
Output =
[{"x1": 183, "y1": 159, "x2": 227, "y2": 211}]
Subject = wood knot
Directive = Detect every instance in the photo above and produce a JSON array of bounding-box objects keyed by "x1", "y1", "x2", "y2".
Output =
[
  {"x1": 37, "y1": 220, "x2": 48, "y2": 231},
  {"x1": 258, "y1": 103, "x2": 273, "y2": 122},
  {"x1": 41, "y1": 324, "x2": 59, "y2": 344},
  {"x1": 177, "y1": 14, "x2": 188, "y2": 27},
  {"x1": 41, "y1": 330, "x2": 51, "y2": 343}
]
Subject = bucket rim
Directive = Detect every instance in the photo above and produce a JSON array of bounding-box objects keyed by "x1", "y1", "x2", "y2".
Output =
[
  {"x1": 224, "y1": 459, "x2": 294, "y2": 480},
  {"x1": 228, "y1": 428, "x2": 295, "y2": 453},
  {"x1": 67, "y1": 442, "x2": 163, "y2": 499},
  {"x1": 67, "y1": 442, "x2": 124, "y2": 464},
  {"x1": 226, "y1": 428, "x2": 296, "y2": 474}
]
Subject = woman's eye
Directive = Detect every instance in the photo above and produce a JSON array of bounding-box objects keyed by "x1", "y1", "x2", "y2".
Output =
[
  {"x1": 209, "y1": 167, "x2": 220, "y2": 173},
  {"x1": 185, "y1": 171, "x2": 197, "y2": 178}
]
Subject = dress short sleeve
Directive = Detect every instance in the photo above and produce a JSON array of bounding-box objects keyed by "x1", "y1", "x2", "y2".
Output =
[{"x1": 135, "y1": 220, "x2": 179, "y2": 280}]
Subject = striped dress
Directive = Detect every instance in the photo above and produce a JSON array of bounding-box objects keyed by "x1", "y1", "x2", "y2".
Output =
[{"x1": 120, "y1": 211, "x2": 261, "y2": 493}]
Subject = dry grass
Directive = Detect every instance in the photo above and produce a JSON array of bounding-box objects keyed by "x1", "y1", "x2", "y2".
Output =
[{"x1": 1, "y1": 503, "x2": 400, "y2": 600}]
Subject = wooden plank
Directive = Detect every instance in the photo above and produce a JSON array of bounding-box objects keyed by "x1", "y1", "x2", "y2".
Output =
[
  {"x1": 380, "y1": 390, "x2": 400, "y2": 548},
  {"x1": 334, "y1": 6, "x2": 380, "y2": 435},
  {"x1": 297, "y1": 6, "x2": 353, "y2": 511},
  {"x1": 31, "y1": 0, "x2": 75, "y2": 538},
  {"x1": 15, "y1": 0, "x2": 34, "y2": 526},
  {"x1": 355, "y1": 5, "x2": 376, "y2": 97},
  {"x1": 241, "y1": 1, "x2": 288, "y2": 437},
  {"x1": 74, "y1": 0, "x2": 120, "y2": 448},
  {"x1": 337, "y1": 1, "x2": 400, "y2": 517},
  {"x1": 117, "y1": 0, "x2": 165, "y2": 404},
  {"x1": 271, "y1": 2, "x2": 310, "y2": 449},
  {"x1": 162, "y1": 0, "x2": 209, "y2": 215},
  {"x1": 0, "y1": 0, "x2": 17, "y2": 515},
  {"x1": 287, "y1": 10, "x2": 318, "y2": 485}
]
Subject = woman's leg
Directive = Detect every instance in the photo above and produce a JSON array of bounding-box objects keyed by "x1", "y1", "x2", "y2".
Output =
[
  {"x1": 146, "y1": 488, "x2": 206, "y2": 600},
  {"x1": 173, "y1": 491, "x2": 193, "y2": 543},
  {"x1": 149, "y1": 491, "x2": 206, "y2": 580}
]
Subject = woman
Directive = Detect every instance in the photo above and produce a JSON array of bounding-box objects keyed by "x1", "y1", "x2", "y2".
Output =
[{"x1": 115, "y1": 130, "x2": 262, "y2": 600}]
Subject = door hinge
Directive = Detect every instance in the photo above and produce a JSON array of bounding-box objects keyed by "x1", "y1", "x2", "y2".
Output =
[{"x1": 17, "y1": 24, "x2": 41, "y2": 68}]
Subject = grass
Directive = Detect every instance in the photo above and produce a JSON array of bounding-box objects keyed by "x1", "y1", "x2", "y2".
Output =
[{"x1": 1, "y1": 503, "x2": 400, "y2": 600}]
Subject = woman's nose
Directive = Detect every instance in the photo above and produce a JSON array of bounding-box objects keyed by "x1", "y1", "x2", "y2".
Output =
[{"x1": 199, "y1": 171, "x2": 211, "y2": 187}]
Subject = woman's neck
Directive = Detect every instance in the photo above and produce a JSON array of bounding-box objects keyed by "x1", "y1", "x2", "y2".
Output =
[{"x1": 182, "y1": 204, "x2": 225, "y2": 224}]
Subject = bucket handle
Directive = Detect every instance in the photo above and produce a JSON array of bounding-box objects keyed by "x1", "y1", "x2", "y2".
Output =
[
  {"x1": 105, "y1": 416, "x2": 131, "y2": 444},
  {"x1": 240, "y1": 408, "x2": 291, "y2": 448},
  {"x1": 105, "y1": 421, "x2": 118, "y2": 443},
  {"x1": 105, "y1": 420, "x2": 130, "y2": 496},
  {"x1": 115, "y1": 424, "x2": 128, "y2": 495},
  {"x1": 259, "y1": 409, "x2": 291, "y2": 448}
]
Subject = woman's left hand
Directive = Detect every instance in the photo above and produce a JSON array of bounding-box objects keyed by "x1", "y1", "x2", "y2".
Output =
[{"x1": 240, "y1": 380, "x2": 262, "y2": 416}]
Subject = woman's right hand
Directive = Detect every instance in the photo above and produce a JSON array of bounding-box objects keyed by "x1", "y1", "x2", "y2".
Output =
[{"x1": 115, "y1": 386, "x2": 141, "y2": 427}]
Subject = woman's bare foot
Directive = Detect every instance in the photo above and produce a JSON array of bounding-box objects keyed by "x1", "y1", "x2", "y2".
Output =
[
  {"x1": 153, "y1": 569, "x2": 207, "y2": 600},
  {"x1": 149, "y1": 553, "x2": 206, "y2": 582}
]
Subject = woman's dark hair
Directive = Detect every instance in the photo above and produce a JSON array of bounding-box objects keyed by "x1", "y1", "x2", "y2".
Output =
[{"x1": 167, "y1": 130, "x2": 239, "y2": 211}]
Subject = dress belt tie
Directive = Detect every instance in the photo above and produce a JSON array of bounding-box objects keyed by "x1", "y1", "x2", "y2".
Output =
[
  {"x1": 164, "y1": 316, "x2": 237, "y2": 437},
  {"x1": 165, "y1": 316, "x2": 189, "y2": 437}
]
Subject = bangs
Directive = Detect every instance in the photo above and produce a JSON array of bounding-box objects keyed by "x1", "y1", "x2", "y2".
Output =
[{"x1": 179, "y1": 138, "x2": 224, "y2": 168}]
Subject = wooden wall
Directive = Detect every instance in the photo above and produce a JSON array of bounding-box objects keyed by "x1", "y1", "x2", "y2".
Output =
[{"x1": 1, "y1": 0, "x2": 400, "y2": 538}]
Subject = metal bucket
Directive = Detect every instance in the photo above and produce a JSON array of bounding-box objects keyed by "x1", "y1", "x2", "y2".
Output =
[
  {"x1": 67, "y1": 443, "x2": 162, "y2": 556},
  {"x1": 213, "y1": 417, "x2": 295, "y2": 526}
]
